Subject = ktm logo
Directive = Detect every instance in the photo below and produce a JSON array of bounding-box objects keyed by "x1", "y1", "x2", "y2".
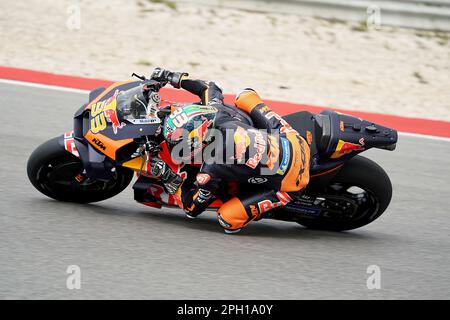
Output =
[{"x1": 92, "y1": 138, "x2": 106, "y2": 151}]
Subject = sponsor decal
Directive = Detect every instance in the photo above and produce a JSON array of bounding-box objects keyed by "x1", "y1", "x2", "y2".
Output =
[
  {"x1": 246, "y1": 130, "x2": 266, "y2": 169},
  {"x1": 296, "y1": 138, "x2": 309, "y2": 187},
  {"x1": 90, "y1": 90, "x2": 126, "y2": 134},
  {"x1": 264, "y1": 111, "x2": 278, "y2": 120},
  {"x1": 234, "y1": 126, "x2": 250, "y2": 162},
  {"x1": 331, "y1": 139, "x2": 364, "y2": 159},
  {"x1": 64, "y1": 130, "x2": 80, "y2": 158},
  {"x1": 306, "y1": 130, "x2": 313, "y2": 145},
  {"x1": 196, "y1": 173, "x2": 211, "y2": 185},
  {"x1": 266, "y1": 135, "x2": 280, "y2": 170},
  {"x1": 126, "y1": 118, "x2": 160, "y2": 125},
  {"x1": 91, "y1": 138, "x2": 106, "y2": 151},
  {"x1": 249, "y1": 205, "x2": 259, "y2": 216},
  {"x1": 258, "y1": 105, "x2": 270, "y2": 113},
  {"x1": 277, "y1": 137, "x2": 290, "y2": 175},
  {"x1": 340, "y1": 121, "x2": 345, "y2": 132},
  {"x1": 359, "y1": 137, "x2": 365, "y2": 146},
  {"x1": 248, "y1": 177, "x2": 268, "y2": 184},
  {"x1": 188, "y1": 119, "x2": 213, "y2": 143},
  {"x1": 277, "y1": 191, "x2": 292, "y2": 204},
  {"x1": 284, "y1": 202, "x2": 321, "y2": 217},
  {"x1": 257, "y1": 192, "x2": 292, "y2": 214}
]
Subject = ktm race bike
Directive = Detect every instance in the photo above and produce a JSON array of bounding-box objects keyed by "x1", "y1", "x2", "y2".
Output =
[{"x1": 27, "y1": 74, "x2": 398, "y2": 231}]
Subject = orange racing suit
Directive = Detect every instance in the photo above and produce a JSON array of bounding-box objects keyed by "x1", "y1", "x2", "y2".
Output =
[{"x1": 173, "y1": 78, "x2": 310, "y2": 232}]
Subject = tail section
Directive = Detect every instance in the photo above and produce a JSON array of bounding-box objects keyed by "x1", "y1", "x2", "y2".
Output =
[{"x1": 316, "y1": 110, "x2": 398, "y2": 160}]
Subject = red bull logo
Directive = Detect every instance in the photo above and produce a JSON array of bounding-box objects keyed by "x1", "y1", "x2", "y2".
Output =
[
  {"x1": 331, "y1": 139, "x2": 364, "y2": 159},
  {"x1": 257, "y1": 192, "x2": 292, "y2": 214},
  {"x1": 234, "y1": 126, "x2": 250, "y2": 162},
  {"x1": 90, "y1": 90, "x2": 126, "y2": 134}
]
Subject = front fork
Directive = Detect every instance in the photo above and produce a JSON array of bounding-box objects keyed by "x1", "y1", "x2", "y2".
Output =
[{"x1": 61, "y1": 130, "x2": 87, "y2": 183}]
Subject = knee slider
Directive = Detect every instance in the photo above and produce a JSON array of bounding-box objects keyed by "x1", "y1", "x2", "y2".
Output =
[{"x1": 217, "y1": 198, "x2": 251, "y2": 230}]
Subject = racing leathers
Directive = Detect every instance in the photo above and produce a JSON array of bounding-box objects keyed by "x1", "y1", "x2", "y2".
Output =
[{"x1": 163, "y1": 74, "x2": 311, "y2": 232}]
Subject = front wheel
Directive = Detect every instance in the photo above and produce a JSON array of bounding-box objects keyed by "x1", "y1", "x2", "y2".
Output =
[
  {"x1": 292, "y1": 156, "x2": 393, "y2": 231},
  {"x1": 27, "y1": 137, "x2": 133, "y2": 203}
]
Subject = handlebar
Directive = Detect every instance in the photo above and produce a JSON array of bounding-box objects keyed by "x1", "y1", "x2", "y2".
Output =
[{"x1": 131, "y1": 72, "x2": 167, "y2": 92}]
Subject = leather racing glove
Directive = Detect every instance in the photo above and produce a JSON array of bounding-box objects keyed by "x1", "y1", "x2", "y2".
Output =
[
  {"x1": 149, "y1": 157, "x2": 183, "y2": 195},
  {"x1": 150, "y1": 67, "x2": 188, "y2": 89}
]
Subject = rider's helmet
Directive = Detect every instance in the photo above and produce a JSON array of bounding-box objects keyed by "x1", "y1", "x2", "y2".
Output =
[{"x1": 162, "y1": 104, "x2": 217, "y2": 162}]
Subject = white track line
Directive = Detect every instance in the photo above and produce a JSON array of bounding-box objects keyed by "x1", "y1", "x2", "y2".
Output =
[
  {"x1": 398, "y1": 132, "x2": 450, "y2": 142},
  {"x1": 0, "y1": 78, "x2": 90, "y2": 94},
  {"x1": 1, "y1": 78, "x2": 449, "y2": 142}
]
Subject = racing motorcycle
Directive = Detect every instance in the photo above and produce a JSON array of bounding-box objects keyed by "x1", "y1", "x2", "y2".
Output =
[{"x1": 27, "y1": 74, "x2": 398, "y2": 231}]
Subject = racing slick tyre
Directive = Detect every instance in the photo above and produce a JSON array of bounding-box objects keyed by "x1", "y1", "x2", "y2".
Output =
[
  {"x1": 294, "y1": 156, "x2": 393, "y2": 231},
  {"x1": 27, "y1": 137, "x2": 133, "y2": 203}
]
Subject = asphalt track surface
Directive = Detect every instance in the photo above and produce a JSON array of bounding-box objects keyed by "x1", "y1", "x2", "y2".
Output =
[{"x1": 0, "y1": 81, "x2": 449, "y2": 299}]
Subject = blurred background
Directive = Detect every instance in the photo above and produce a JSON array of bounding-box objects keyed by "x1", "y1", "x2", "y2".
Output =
[{"x1": 1, "y1": 0, "x2": 449, "y2": 120}]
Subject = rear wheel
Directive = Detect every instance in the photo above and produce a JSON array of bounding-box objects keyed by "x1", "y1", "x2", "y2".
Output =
[
  {"x1": 292, "y1": 156, "x2": 392, "y2": 231},
  {"x1": 27, "y1": 137, "x2": 133, "y2": 203}
]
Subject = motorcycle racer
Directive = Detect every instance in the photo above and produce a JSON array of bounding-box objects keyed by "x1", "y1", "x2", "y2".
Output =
[{"x1": 150, "y1": 68, "x2": 311, "y2": 233}]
